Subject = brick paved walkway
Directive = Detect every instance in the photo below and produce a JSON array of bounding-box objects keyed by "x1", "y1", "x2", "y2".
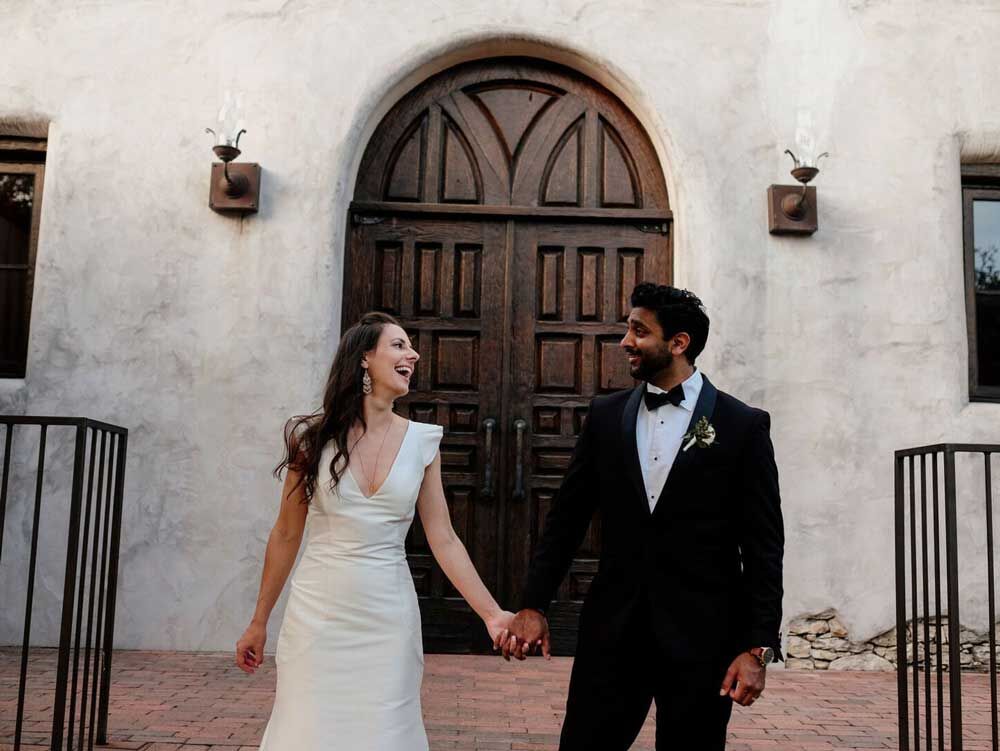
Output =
[{"x1": 1, "y1": 647, "x2": 993, "y2": 750}]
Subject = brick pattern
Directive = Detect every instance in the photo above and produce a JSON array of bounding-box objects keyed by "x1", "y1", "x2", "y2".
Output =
[{"x1": 2, "y1": 647, "x2": 996, "y2": 750}]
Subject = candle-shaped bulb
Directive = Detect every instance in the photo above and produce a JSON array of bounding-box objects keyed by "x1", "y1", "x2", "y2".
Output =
[
  {"x1": 793, "y1": 109, "x2": 818, "y2": 168},
  {"x1": 215, "y1": 90, "x2": 246, "y2": 147}
]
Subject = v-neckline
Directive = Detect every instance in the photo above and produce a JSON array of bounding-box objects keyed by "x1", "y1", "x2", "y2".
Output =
[{"x1": 347, "y1": 419, "x2": 412, "y2": 500}]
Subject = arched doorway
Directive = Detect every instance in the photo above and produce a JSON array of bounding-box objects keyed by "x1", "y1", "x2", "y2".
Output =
[{"x1": 344, "y1": 57, "x2": 672, "y2": 654}]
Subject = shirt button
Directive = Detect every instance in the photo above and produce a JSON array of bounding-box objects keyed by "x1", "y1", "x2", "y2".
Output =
[
  {"x1": 660, "y1": 421, "x2": 664, "y2": 425},
  {"x1": 654, "y1": 457, "x2": 658, "y2": 461}
]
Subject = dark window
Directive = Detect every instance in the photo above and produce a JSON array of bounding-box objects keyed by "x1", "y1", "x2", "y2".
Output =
[
  {"x1": 0, "y1": 137, "x2": 45, "y2": 378},
  {"x1": 963, "y1": 165, "x2": 1000, "y2": 401}
]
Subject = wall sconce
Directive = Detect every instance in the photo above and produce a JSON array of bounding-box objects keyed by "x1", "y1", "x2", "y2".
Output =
[
  {"x1": 205, "y1": 93, "x2": 260, "y2": 215},
  {"x1": 768, "y1": 115, "x2": 828, "y2": 235}
]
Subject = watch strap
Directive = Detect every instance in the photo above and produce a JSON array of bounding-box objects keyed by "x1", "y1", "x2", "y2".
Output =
[{"x1": 749, "y1": 647, "x2": 772, "y2": 667}]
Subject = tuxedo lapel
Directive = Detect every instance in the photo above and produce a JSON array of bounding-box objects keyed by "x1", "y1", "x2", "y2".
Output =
[
  {"x1": 685, "y1": 374, "x2": 718, "y2": 444},
  {"x1": 620, "y1": 385, "x2": 650, "y2": 516},
  {"x1": 652, "y1": 374, "x2": 719, "y2": 514}
]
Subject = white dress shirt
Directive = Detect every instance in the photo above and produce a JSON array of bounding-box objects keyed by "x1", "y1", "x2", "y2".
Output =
[{"x1": 635, "y1": 369, "x2": 703, "y2": 512}]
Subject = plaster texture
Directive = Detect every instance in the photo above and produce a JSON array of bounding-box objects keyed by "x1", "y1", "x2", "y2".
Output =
[{"x1": 1, "y1": 0, "x2": 999, "y2": 652}]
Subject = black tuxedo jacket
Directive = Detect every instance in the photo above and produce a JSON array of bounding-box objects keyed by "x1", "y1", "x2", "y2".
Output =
[{"x1": 521, "y1": 375, "x2": 784, "y2": 663}]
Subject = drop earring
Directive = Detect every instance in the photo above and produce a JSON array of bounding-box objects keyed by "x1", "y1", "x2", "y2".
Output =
[{"x1": 362, "y1": 367, "x2": 373, "y2": 395}]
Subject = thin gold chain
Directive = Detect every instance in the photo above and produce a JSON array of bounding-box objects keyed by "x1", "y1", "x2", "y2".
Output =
[{"x1": 354, "y1": 420, "x2": 393, "y2": 497}]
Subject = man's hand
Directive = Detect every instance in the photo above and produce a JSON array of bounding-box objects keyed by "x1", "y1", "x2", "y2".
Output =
[
  {"x1": 495, "y1": 608, "x2": 551, "y2": 661},
  {"x1": 719, "y1": 652, "x2": 766, "y2": 706}
]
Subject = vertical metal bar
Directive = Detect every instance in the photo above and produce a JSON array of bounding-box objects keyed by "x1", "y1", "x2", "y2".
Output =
[
  {"x1": 910, "y1": 455, "x2": 921, "y2": 750},
  {"x1": 96, "y1": 430, "x2": 127, "y2": 745},
  {"x1": 896, "y1": 453, "x2": 911, "y2": 751},
  {"x1": 983, "y1": 452, "x2": 997, "y2": 751},
  {"x1": 943, "y1": 448, "x2": 964, "y2": 750},
  {"x1": 51, "y1": 424, "x2": 87, "y2": 751},
  {"x1": 932, "y1": 452, "x2": 944, "y2": 750},
  {"x1": 0, "y1": 423, "x2": 13, "y2": 564},
  {"x1": 921, "y1": 454, "x2": 933, "y2": 747},
  {"x1": 67, "y1": 428, "x2": 98, "y2": 751},
  {"x1": 88, "y1": 434, "x2": 115, "y2": 751},
  {"x1": 78, "y1": 431, "x2": 107, "y2": 751},
  {"x1": 14, "y1": 425, "x2": 47, "y2": 751}
]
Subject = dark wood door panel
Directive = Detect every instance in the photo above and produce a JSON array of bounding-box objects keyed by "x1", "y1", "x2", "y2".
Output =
[
  {"x1": 506, "y1": 221, "x2": 671, "y2": 653},
  {"x1": 346, "y1": 59, "x2": 674, "y2": 656},
  {"x1": 345, "y1": 217, "x2": 671, "y2": 654},
  {"x1": 344, "y1": 217, "x2": 507, "y2": 653}
]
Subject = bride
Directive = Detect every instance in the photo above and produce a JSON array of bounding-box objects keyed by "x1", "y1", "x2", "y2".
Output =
[{"x1": 235, "y1": 311, "x2": 514, "y2": 749}]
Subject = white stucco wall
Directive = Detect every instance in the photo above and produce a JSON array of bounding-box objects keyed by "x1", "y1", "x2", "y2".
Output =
[{"x1": 1, "y1": 0, "x2": 999, "y2": 652}]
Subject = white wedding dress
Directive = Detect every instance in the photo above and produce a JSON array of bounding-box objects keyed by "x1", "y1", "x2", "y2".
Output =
[{"x1": 259, "y1": 420, "x2": 443, "y2": 750}]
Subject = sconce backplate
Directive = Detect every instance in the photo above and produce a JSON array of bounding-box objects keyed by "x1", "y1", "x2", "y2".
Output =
[
  {"x1": 209, "y1": 162, "x2": 261, "y2": 214},
  {"x1": 767, "y1": 184, "x2": 817, "y2": 235}
]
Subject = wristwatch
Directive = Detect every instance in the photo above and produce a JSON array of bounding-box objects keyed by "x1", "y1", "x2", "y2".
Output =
[{"x1": 749, "y1": 646, "x2": 775, "y2": 668}]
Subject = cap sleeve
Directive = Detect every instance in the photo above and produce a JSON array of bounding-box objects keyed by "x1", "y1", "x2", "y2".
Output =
[{"x1": 421, "y1": 424, "x2": 444, "y2": 467}]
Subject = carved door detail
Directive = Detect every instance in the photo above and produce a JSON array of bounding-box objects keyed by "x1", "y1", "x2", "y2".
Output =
[
  {"x1": 345, "y1": 58, "x2": 671, "y2": 653},
  {"x1": 343, "y1": 217, "x2": 507, "y2": 651},
  {"x1": 505, "y1": 222, "x2": 669, "y2": 652}
]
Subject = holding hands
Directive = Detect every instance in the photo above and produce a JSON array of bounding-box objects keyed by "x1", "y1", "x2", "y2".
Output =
[
  {"x1": 493, "y1": 608, "x2": 551, "y2": 661},
  {"x1": 484, "y1": 609, "x2": 517, "y2": 645}
]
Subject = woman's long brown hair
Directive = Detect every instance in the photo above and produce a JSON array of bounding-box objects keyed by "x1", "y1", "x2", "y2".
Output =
[{"x1": 273, "y1": 311, "x2": 400, "y2": 503}]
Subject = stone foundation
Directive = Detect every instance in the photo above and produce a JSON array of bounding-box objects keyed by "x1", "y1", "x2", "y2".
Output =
[{"x1": 785, "y1": 609, "x2": 999, "y2": 671}]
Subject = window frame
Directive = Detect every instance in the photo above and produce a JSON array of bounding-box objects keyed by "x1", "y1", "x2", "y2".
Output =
[
  {"x1": 0, "y1": 160, "x2": 45, "y2": 379},
  {"x1": 962, "y1": 164, "x2": 1000, "y2": 402}
]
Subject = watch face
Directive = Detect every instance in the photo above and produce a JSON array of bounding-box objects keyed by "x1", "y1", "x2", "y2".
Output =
[{"x1": 761, "y1": 647, "x2": 775, "y2": 664}]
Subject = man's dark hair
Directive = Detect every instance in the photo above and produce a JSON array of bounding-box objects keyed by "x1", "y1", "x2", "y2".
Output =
[{"x1": 629, "y1": 282, "x2": 710, "y2": 364}]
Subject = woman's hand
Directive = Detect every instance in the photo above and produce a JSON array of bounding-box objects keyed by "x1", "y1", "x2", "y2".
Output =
[
  {"x1": 485, "y1": 610, "x2": 516, "y2": 647},
  {"x1": 235, "y1": 621, "x2": 267, "y2": 674}
]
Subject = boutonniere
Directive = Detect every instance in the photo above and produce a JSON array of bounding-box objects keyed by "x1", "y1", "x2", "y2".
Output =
[{"x1": 682, "y1": 416, "x2": 716, "y2": 452}]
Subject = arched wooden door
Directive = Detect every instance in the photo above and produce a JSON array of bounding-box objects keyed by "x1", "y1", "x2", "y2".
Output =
[{"x1": 344, "y1": 58, "x2": 672, "y2": 654}]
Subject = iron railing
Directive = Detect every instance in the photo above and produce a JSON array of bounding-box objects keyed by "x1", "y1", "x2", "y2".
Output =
[
  {"x1": 0, "y1": 416, "x2": 128, "y2": 751},
  {"x1": 895, "y1": 443, "x2": 1000, "y2": 751}
]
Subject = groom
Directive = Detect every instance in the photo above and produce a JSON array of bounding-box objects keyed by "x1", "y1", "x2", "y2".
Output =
[{"x1": 501, "y1": 283, "x2": 784, "y2": 750}]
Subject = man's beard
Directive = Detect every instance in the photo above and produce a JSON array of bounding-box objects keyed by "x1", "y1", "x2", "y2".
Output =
[{"x1": 627, "y1": 346, "x2": 673, "y2": 381}]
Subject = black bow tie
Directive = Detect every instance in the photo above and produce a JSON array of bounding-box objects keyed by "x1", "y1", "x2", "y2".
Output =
[{"x1": 644, "y1": 384, "x2": 686, "y2": 411}]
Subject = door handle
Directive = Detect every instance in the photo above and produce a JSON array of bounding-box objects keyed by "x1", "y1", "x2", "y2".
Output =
[
  {"x1": 481, "y1": 418, "x2": 496, "y2": 497},
  {"x1": 513, "y1": 418, "x2": 527, "y2": 500}
]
